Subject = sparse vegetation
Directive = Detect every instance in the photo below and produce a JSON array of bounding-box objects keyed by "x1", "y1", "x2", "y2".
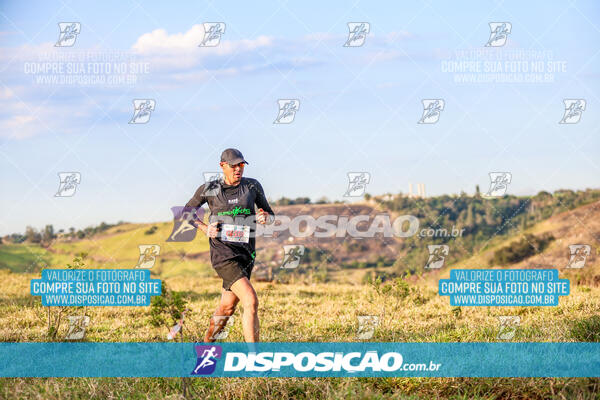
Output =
[
  {"x1": 490, "y1": 233, "x2": 555, "y2": 265},
  {"x1": 374, "y1": 189, "x2": 600, "y2": 272},
  {"x1": 1, "y1": 265, "x2": 599, "y2": 398},
  {"x1": 272, "y1": 196, "x2": 312, "y2": 206},
  {"x1": 144, "y1": 225, "x2": 158, "y2": 235},
  {"x1": 0, "y1": 193, "x2": 599, "y2": 398},
  {"x1": 569, "y1": 315, "x2": 600, "y2": 342},
  {"x1": 149, "y1": 281, "x2": 188, "y2": 327},
  {"x1": 43, "y1": 253, "x2": 88, "y2": 340}
]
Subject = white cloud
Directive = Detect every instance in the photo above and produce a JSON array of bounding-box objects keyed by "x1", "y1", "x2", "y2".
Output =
[
  {"x1": 128, "y1": 25, "x2": 276, "y2": 74},
  {"x1": 0, "y1": 27, "x2": 418, "y2": 139},
  {"x1": 132, "y1": 24, "x2": 273, "y2": 56},
  {"x1": 132, "y1": 25, "x2": 205, "y2": 54}
]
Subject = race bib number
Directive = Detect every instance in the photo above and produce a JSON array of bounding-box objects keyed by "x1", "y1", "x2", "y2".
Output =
[{"x1": 220, "y1": 224, "x2": 250, "y2": 243}]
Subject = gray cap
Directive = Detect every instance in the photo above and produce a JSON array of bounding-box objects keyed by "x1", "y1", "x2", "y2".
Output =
[{"x1": 220, "y1": 148, "x2": 248, "y2": 165}]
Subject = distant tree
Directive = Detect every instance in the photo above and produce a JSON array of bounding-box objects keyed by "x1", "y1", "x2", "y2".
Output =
[
  {"x1": 491, "y1": 234, "x2": 554, "y2": 265},
  {"x1": 294, "y1": 197, "x2": 311, "y2": 204},
  {"x1": 364, "y1": 193, "x2": 372, "y2": 201},
  {"x1": 273, "y1": 196, "x2": 311, "y2": 206},
  {"x1": 466, "y1": 204, "x2": 475, "y2": 228},
  {"x1": 484, "y1": 208, "x2": 496, "y2": 225},
  {"x1": 10, "y1": 233, "x2": 26, "y2": 243},
  {"x1": 25, "y1": 226, "x2": 42, "y2": 243},
  {"x1": 42, "y1": 225, "x2": 55, "y2": 243},
  {"x1": 520, "y1": 216, "x2": 527, "y2": 231},
  {"x1": 315, "y1": 196, "x2": 330, "y2": 204},
  {"x1": 475, "y1": 185, "x2": 481, "y2": 197},
  {"x1": 275, "y1": 197, "x2": 292, "y2": 206},
  {"x1": 537, "y1": 190, "x2": 551, "y2": 198}
]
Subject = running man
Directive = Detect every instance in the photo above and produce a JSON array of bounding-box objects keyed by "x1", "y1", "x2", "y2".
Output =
[{"x1": 185, "y1": 148, "x2": 274, "y2": 342}]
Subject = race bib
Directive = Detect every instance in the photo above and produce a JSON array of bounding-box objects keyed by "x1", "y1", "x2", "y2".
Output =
[{"x1": 220, "y1": 224, "x2": 250, "y2": 243}]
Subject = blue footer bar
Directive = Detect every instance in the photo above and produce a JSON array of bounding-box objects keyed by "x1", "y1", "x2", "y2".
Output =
[{"x1": 1, "y1": 342, "x2": 598, "y2": 377}]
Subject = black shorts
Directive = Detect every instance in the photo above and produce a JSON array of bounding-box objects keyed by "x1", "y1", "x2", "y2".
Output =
[{"x1": 214, "y1": 258, "x2": 254, "y2": 291}]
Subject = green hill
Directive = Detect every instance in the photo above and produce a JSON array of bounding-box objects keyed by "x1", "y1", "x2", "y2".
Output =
[{"x1": 1, "y1": 189, "x2": 598, "y2": 283}]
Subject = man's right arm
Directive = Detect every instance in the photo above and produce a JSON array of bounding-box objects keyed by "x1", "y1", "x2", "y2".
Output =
[{"x1": 185, "y1": 184, "x2": 208, "y2": 233}]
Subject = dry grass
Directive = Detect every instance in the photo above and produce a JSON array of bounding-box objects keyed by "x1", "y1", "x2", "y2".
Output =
[{"x1": 1, "y1": 268, "x2": 599, "y2": 399}]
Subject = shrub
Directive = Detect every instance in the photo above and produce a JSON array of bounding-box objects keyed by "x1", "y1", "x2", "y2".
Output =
[
  {"x1": 490, "y1": 233, "x2": 555, "y2": 265},
  {"x1": 149, "y1": 281, "x2": 187, "y2": 327},
  {"x1": 569, "y1": 315, "x2": 600, "y2": 342}
]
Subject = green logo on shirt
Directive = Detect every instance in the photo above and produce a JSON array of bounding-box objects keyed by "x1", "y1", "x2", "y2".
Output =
[{"x1": 217, "y1": 206, "x2": 251, "y2": 217}]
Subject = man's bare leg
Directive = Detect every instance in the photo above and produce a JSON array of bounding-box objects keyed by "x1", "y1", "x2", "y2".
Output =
[
  {"x1": 230, "y1": 277, "x2": 259, "y2": 342},
  {"x1": 203, "y1": 289, "x2": 239, "y2": 342}
]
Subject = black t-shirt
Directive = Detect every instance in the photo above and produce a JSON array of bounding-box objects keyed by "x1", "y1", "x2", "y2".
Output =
[{"x1": 185, "y1": 177, "x2": 274, "y2": 268}]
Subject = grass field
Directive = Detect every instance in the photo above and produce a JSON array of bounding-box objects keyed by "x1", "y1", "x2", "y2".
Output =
[
  {"x1": 1, "y1": 267, "x2": 599, "y2": 399},
  {"x1": 0, "y1": 221, "x2": 214, "y2": 279},
  {"x1": 1, "y1": 201, "x2": 599, "y2": 398}
]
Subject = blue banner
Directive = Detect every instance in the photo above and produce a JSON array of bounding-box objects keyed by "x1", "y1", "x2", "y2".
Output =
[
  {"x1": 1, "y1": 342, "x2": 598, "y2": 377},
  {"x1": 30, "y1": 269, "x2": 162, "y2": 306},
  {"x1": 439, "y1": 269, "x2": 569, "y2": 306}
]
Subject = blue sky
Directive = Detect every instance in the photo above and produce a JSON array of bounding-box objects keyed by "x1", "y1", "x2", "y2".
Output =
[{"x1": 0, "y1": 0, "x2": 599, "y2": 235}]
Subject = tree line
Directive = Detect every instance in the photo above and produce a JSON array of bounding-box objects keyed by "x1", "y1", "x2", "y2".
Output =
[{"x1": 1, "y1": 221, "x2": 126, "y2": 245}]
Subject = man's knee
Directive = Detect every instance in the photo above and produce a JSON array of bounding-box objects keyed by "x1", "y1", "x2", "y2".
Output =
[{"x1": 217, "y1": 303, "x2": 236, "y2": 316}]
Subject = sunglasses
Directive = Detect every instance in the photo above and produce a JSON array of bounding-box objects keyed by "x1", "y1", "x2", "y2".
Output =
[{"x1": 223, "y1": 162, "x2": 245, "y2": 169}]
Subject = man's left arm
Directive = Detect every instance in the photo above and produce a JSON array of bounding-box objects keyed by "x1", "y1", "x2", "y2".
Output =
[{"x1": 254, "y1": 180, "x2": 275, "y2": 224}]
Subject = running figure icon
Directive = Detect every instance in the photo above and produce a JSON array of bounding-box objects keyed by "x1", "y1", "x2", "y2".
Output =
[{"x1": 191, "y1": 345, "x2": 222, "y2": 375}]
